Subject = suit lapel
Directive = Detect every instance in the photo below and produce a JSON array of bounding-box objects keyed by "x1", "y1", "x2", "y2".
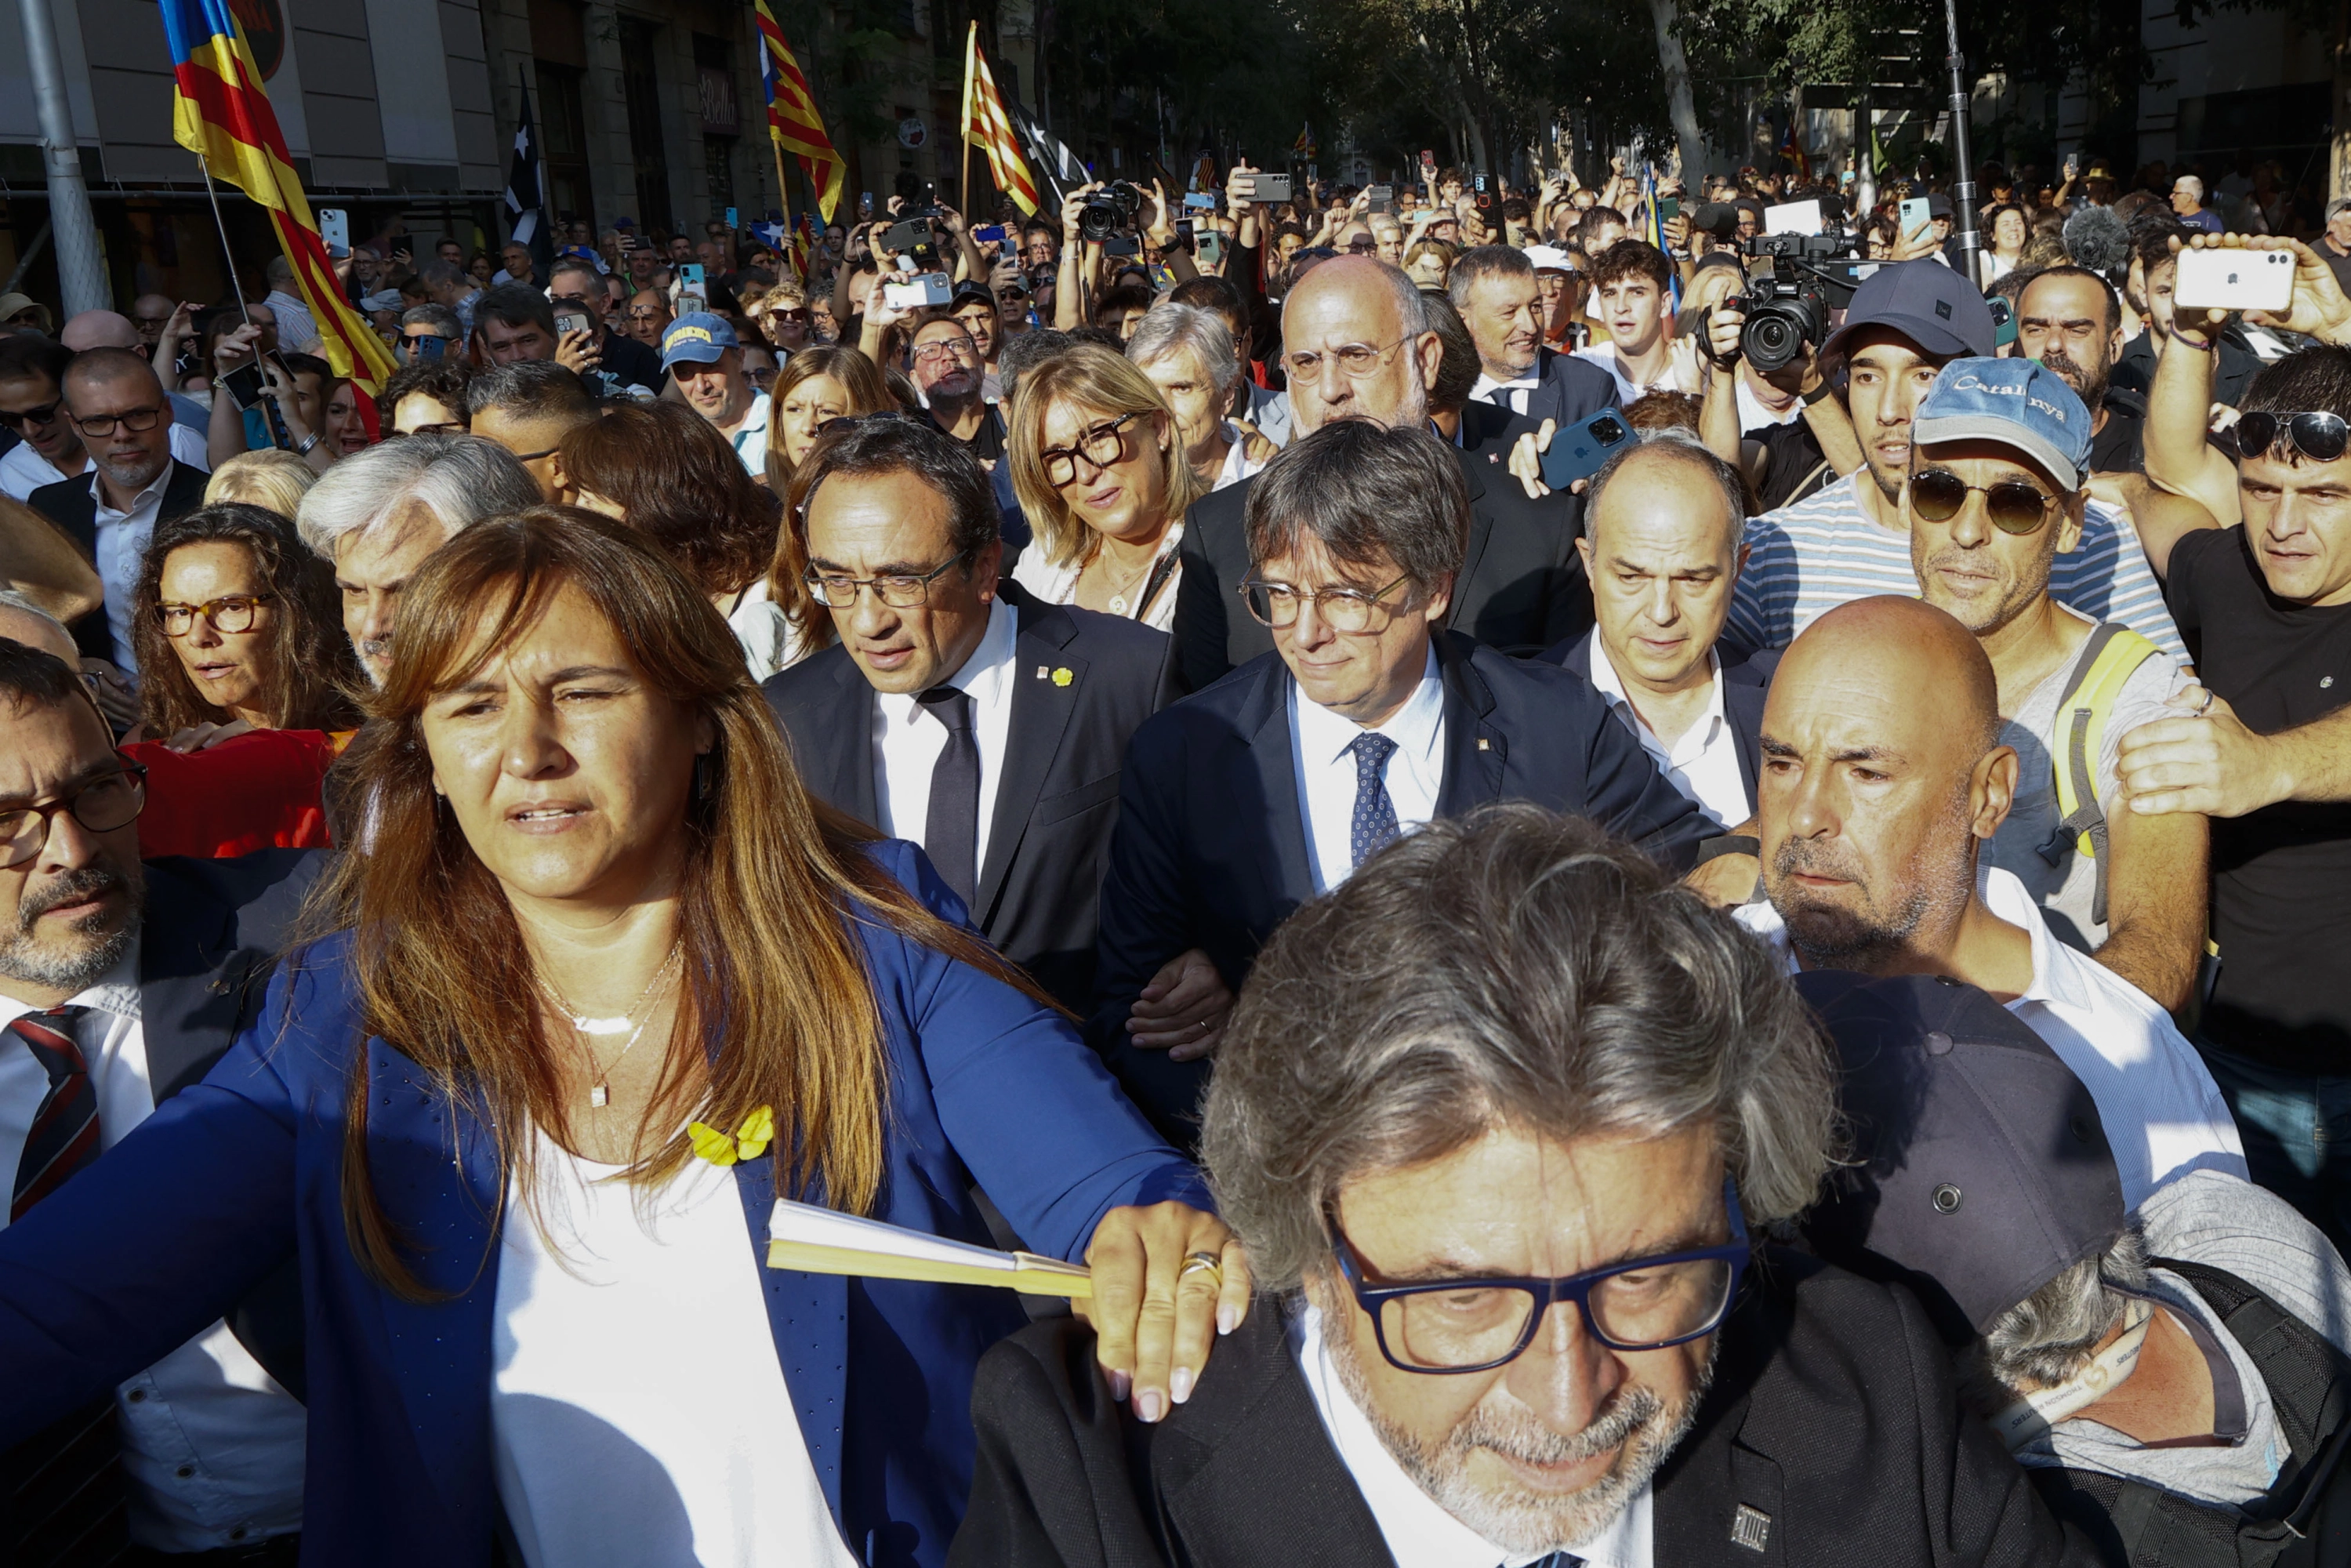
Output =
[
  {"x1": 1450, "y1": 449, "x2": 1495, "y2": 632},
  {"x1": 810, "y1": 655, "x2": 880, "y2": 829},
  {"x1": 976, "y1": 608, "x2": 1082, "y2": 924},
  {"x1": 1235, "y1": 660, "x2": 1315, "y2": 911},
  {"x1": 730, "y1": 1159, "x2": 851, "y2": 1531},
  {"x1": 135, "y1": 862, "x2": 245, "y2": 1105},
  {"x1": 1432, "y1": 636, "x2": 1505, "y2": 818}
]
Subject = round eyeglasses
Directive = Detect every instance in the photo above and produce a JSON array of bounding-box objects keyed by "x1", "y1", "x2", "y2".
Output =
[
  {"x1": 1908, "y1": 466, "x2": 2062, "y2": 535},
  {"x1": 157, "y1": 594, "x2": 273, "y2": 637}
]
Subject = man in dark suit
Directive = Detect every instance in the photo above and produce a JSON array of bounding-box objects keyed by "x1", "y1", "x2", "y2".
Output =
[
  {"x1": 1171, "y1": 255, "x2": 1588, "y2": 691},
  {"x1": 1093, "y1": 422, "x2": 1711, "y2": 1141},
  {"x1": 1449, "y1": 243, "x2": 1620, "y2": 431},
  {"x1": 0, "y1": 637, "x2": 314, "y2": 1563},
  {"x1": 764, "y1": 417, "x2": 1176, "y2": 1012},
  {"x1": 956, "y1": 808, "x2": 2097, "y2": 1568},
  {"x1": 27, "y1": 348, "x2": 209, "y2": 669}
]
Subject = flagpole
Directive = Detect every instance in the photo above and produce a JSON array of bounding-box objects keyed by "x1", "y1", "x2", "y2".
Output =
[
  {"x1": 959, "y1": 22, "x2": 977, "y2": 218},
  {"x1": 198, "y1": 154, "x2": 291, "y2": 449},
  {"x1": 771, "y1": 139, "x2": 794, "y2": 258}
]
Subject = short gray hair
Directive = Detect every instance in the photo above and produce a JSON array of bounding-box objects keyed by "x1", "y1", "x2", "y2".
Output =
[
  {"x1": 1243, "y1": 419, "x2": 1465, "y2": 590},
  {"x1": 295, "y1": 434, "x2": 539, "y2": 561},
  {"x1": 1973, "y1": 1225, "x2": 2148, "y2": 1394},
  {"x1": 400, "y1": 303, "x2": 462, "y2": 336},
  {"x1": 1445, "y1": 244, "x2": 1534, "y2": 311},
  {"x1": 1127, "y1": 303, "x2": 1239, "y2": 397},
  {"x1": 1203, "y1": 804, "x2": 1838, "y2": 1290},
  {"x1": 1586, "y1": 431, "x2": 1748, "y2": 554}
]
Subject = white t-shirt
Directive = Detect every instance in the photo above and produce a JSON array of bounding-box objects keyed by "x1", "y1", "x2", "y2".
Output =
[{"x1": 491, "y1": 1131, "x2": 858, "y2": 1568}]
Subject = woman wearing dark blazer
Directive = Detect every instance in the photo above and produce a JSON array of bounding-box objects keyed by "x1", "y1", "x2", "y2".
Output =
[{"x1": 0, "y1": 507, "x2": 1248, "y2": 1567}]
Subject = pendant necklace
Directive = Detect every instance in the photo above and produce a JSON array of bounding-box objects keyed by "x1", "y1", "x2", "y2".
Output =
[
  {"x1": 1094, "y1": 546, "x2": 1156, "y2": 618},
  {"x1": 535, "y1": 942, "x2": 683, "y2": 1109}
]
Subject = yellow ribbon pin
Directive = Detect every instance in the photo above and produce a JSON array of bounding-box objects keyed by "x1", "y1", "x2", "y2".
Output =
[
  {"x1": 1051, "y1": 667, "x2": 1072, "y2": 687},
  {"x1": 688, "y1": 1105, "x2": 775, "y2": 1167}
]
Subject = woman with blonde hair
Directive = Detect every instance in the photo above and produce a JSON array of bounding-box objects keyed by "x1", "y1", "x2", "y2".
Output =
[
  {"x1": 204, "y1": 448, "x2": 320, "y2": 519},
  {"x1": 1006, "y1": 343, "x2": 1201, "y2": 630},
  {"x1": 0, "y1": 506, "x2": 1246, "y2": 1566}
]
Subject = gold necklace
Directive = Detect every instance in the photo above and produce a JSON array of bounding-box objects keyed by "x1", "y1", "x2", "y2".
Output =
[{"x1": 534, "y1": 942, "x2": 682, "y2": 1109}]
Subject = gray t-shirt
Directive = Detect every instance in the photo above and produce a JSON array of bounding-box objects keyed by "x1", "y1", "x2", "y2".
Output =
[
  {"x1": 2019, "y1": 1170, "x2": 2351, "y2": 1509},
  {"x1": 1986, "y1": 619, "x2": 2184, "y2": 953}
]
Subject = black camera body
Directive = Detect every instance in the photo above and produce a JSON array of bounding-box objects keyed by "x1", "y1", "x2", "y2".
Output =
[
  {"x1": 883, "y1": 209, "x2": 945, "y2": 265},
  {"x1": 1736, "y1": 230, "x2": 1868, "y2": 373},
  {"x1": 1078, "y1": 181, "x2": 1145, "y2": 244}
]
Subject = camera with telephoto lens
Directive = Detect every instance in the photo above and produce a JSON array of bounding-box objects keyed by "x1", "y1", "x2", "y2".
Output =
[
  {"x1": 1735, "y1": 229, "x2": 1867, "y2": 374},
  {"x1": 1078, "y1": 181, "x2": 1145, "y2": 244}
]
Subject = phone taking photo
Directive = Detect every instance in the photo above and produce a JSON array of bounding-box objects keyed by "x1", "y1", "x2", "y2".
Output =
[{"x1": 1540, "y1": 408, "x2": 1633, "y2": 492}]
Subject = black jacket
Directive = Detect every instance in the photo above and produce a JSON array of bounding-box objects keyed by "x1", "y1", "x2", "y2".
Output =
[
  {"x1": 29, "y1": 459, "x2": 212, "y2": 661},
  {"x1": 1551, "y1": 634, "x2": 1776, "y2": 822},
  {"x1": 763, "y1": 583, "x2": 1179, "y2": 1011},
  {"x1": 1170, "y1": 440, "x2": 1588, "y2": 693},
  {"x1": 1088, "y1": 630, "x2": 1713, "y2": 1142},
  {"x1": 1515, "y1": 343, "x2": 1621, "y2": 432},
  {"x1": 951, "y1": 1250, "x2": 2102, "y2": 1568}
]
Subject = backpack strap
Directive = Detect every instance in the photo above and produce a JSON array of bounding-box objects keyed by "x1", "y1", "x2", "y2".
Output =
[{"x1": 2039, "y1": 622, "x2": 2164, "y2": 927}]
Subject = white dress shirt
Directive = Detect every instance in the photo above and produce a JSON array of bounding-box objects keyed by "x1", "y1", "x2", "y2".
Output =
[
  {"x1": 1581, "y1": 630, "x2": 1748, "y2": 830},
  {"x1": 0, "y1": 423, "x2": 207, "y2": 503},
  {"x1": 724, "y1": 390, "x2": 772, "y2": 477},
  {"x1": 90, "y1": 459, "x2": 188, "y2": 673},
  {"x1": 1293, "y1": 1301, "x2": 1653, "y2": 1568},
  {"x1": 1736, "y1": 866, "x2": 2248, "y2": 1212},
  {"x1": 1290, "y1": 647, "x2": 1447, "y2": 894},
  {"x1": 871, "y1": 596, "x2": 1018, "y2": 873},
  {"x1": 1468, "y1": 370, "x2": 1542, "y2": 417},
  {"x1": 1212, "y1": 422, "x2": 1266, "y2": 490},
  {"x1": 0, "y1": 952, "x2": 307, "y2": 1552}
]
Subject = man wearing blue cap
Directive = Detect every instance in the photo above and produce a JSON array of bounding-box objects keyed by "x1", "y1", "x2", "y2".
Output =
[
  {"x1": 1725, "y1": 262, "x2": 2186, "y2": 666},
  {"x1": 1905, "y1": 357, "x2": 2216, "y2": 1012},
  {"x1": 661, "y1": 313, "x2": 769, "y2": 476}
]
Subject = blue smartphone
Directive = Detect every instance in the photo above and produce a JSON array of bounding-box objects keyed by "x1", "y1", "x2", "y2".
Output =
[
  {"x1": 971, "y1": 223, "x2": 1010, "y2": 244},
  {"x1": 1987, "y1": 296, "x2": 2017, "y2": 349},
  {"x1": 1540, "y1": 408, "x2": 1632, "y2": 491},
  {"x1": 1184, "y1": 192, "x2": 1217, "y2": 211}
]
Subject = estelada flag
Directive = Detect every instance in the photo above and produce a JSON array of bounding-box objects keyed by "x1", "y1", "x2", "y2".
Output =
[
  {"x1": 754, "y1": 0, "x2": 846, "y2": 223},
  {"x1": 159, "y1": 0, "x2": 395, "y2": 395},
  {"x1": 960, "y1": 23, "x2": 1038, "y2": 217}
]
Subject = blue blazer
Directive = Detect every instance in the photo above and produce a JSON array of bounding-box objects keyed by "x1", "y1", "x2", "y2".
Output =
[{"x1": 0, "y1": 841, "x2": 1205, "y2": 1568}]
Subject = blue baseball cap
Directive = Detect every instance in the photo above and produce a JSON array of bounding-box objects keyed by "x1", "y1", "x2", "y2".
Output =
[
  {"x1": 1820, "y1": 259, "x2": 1996, "y2": 361},
  {"x1": 660, "y1": 313, "x2": 738, "y2": 370},
  {"x1": 1913, "y1": 357, "x2": 2094, "y2": 492}
]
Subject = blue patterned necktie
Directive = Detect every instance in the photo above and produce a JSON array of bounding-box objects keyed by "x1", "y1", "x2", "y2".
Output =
[
  {"x1": 1347, "y1": 731, "x2": 1401, "y2": 870},
  {"x1": 1521, "y1": 1555, "x2": 1584, "y2": 1568}
]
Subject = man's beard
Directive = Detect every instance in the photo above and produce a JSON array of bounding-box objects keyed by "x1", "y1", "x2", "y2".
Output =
[
  {"x1": 1327, "y1": 1316, "x2": 1711, "y2": 1555},
  {"x1": 0, "y1": 863, "x2": 143, "y2": 993},
  {"x1": 2037, "y1": 345, "x2": 2107, "y2": 416},
  {"x1": 1767, "y1": 789, "x2": 1977, "y2": 971}
]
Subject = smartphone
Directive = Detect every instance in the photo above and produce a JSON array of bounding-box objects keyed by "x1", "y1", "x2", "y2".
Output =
[
  {"x1": 553, "y1": 308, "x2": 590, "y2": 338},
  {"x1": 1475, "y1": 174, "x2": 1487, "y2": 194},
  {"x1": 1540, "y1": 408, "x2": 1632, "y2": 492},
  {"x1": 1420, "y1": 150, "x2": 1436, "y2": 172},
  {"x1": 1184, "y1": 192, "x2": 1217, "y2": 211},
  {"x1": 1244, "y1": 172, "x2": 1293, "y2": 203},
  {"x1": 1174, "y1": 220, "x2": 1195, "y2": 246},
  {"x1": 408, "y1": 335, "x2": 448, "y2": 361},
  {"x1": 1657, "y1": 197, "x2": 1681, "y2": 223},
  {"x1": 2175, "y1": 246, "x2": 2295, "y2": 313},
  {"x1": 859, "y1": 191, "x2": 875, "y2": 216},
  {"x1": 1986, "y1": 296, "x2": 2017, "y2": 350},
  {"x1": 1899, "y1": 196, "x2": 1932, "y2": 237},
  {"x1": 1195, "y1": 231, "x2": 1225, "y2": 267},
  {"x1": 1102, "y1": 234, "x2": 1141, "y2": 258},
  {"x1": 223, "y1": 362, "x2": 268, "y2": 411},
  {"x1": 1366, "y1": 183, "x2": 1395, "y2": 216},
  {"x1": 678, "y1": 263, "x2": 708, "y2": 308},
  {"x1": 971, "y1": 223, "x2": 1010, "y2": 244},
  {"x1": 319, "y1": 208, "x2": 349, "y2": 254},
  {"x1": 881, "y1": 270, "x2": 953, "y2": 310},
  {"x1": 724, "y1": 206, "x2": 738, "y2": 230}
]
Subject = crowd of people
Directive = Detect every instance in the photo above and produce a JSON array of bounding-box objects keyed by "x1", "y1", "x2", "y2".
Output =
[{"x1": 0, "y1": 142, "x2": 2349, "y2": 1568}]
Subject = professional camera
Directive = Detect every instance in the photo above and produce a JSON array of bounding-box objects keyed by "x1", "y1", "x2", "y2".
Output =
[
  {"x1": 1078, "y1": 181, "x2": 1145, "y2": 244},
  {"x1": 1735, "y1": 230, "x2": 1870, "y2": 374}
]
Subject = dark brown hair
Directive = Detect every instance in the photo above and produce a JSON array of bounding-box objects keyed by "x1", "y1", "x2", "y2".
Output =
[{"x1": 557, "y1": 401, "x2": 781, "y2": 597}]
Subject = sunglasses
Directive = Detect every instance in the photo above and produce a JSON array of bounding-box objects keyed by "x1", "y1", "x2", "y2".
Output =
[
  {"x1": 0, "y1": 400, "x2": 61, "y2": 430},
  {"x1": 1908, "y1": 466, "x2": 2063, "y2": 535},
  {"x1": 2234, "y1": 411, "x2": 2350, "y2": 464}
]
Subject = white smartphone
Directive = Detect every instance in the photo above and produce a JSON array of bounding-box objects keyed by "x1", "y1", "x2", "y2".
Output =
[
  {"x1": 882, "y1": 271, "x2": 952, "y2": 310},
  {"x1": 2174, "y1": 247, "x2": 2295, "y2": 314},
  {"x1": 1898, "y1": 196, "x2": 1932, "y2": 238}
]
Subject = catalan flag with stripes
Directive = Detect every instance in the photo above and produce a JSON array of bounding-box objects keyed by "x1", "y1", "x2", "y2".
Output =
[
  {"x1": 754, "y1": 0, "x2": 846, "y2": 223},
  {"x1": 960, "y1": 23, "x2": 1038, "y2": 216},
  {"x1": 159, "y1": 0, "x2": 395, "y2": 394}
]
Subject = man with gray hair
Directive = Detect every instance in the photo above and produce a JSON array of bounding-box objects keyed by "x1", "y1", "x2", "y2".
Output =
[
  {"x1": 295, "y1": 434, "x2": 538, "y2": 685},
  {"x1": 2170, "y1": 174, "x2": 2223, "y2": 235},
  {"x1": 1091, "y1": 419, "x2": 1710, "y2": 1141},
  {"x1": 964, "y1": 806, "x2": 2100, "y2": 1566},
  {"x1": 260, "y1": 255, "x2": 321, "y2": 354},
  {"x1": 1446, "y1": 243, "x2": 1616, "y2": 425}
]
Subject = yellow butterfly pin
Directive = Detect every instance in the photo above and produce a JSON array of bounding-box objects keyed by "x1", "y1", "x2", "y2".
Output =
[{"x1": 688, "y1": 1105, "x2": 775, "y2": 1167}]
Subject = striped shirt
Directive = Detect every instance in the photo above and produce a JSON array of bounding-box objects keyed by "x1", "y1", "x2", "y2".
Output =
[{"x1": 1724, "y1": 473, "x2": 2187, "y2": 661}]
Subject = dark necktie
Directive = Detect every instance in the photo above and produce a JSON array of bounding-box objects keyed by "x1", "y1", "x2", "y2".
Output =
[
  {"x1": 1522, "y1": 1555, "x2": 1584, "y2": 1568},
  {"x1": 918, "y1": 685, "x2": 981, "y2": 905},
  {"x1": 2, "y1": 1006, "x2": 128, "y2": 1566},
  {"x1": 1348, "y1": 732, "x2": 1402, "y2": 871}
]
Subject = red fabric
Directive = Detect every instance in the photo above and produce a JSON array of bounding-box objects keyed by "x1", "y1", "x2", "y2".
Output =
[{"x1": 125, "y1": 729, "x2": 339, "y2": 859}]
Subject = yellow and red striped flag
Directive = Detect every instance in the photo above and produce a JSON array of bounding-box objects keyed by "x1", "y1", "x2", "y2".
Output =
[
  {"x1": 961, "y1": 24, "x2": 1038, "y2": 217},
  {"x1": 159, "y1": 0, "x2": 395, "y2": 395},
  {"x1": 754, "y1": 0, "x2": 846, "y2": 224}
]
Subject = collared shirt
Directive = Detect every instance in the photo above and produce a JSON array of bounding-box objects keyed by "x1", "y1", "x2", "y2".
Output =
[
  {"x1": 871, "y1": 596, "x2": 1018, "y2": 873},
  {"x1": 1581, "y1": 629, "x2": 1747, "y2": 829},
  {"x1": 1293, "y1": 1301, "x2": 1653, "y2": 1568},
  {"x1": 722, "y1": 390, "x2": 772, "y2": 477},
  {"x1": 0, "y1": 951, "x2": 307, "y2": 1550},
  {"x1": 91, "y1": 459, "x2": 183, "y2": 671},
  {"x1": 1290, "y1": 646, "x2": 1447, "y2": 894},
  {"x1": 1212, "y1": 422, "x2": 1265, "y2": 490},
  {"x1": 1736, "y1": 866, "x2": 2248, "y2": 1211},
  {"x1": 1573, "y1": 340, "x2": 1700, "y2": 403},
  {"x1": 0, "y1": 423, "x2": 205, "y2": 503},
  {"x1": 262, "y1": 288, "x2": 319, "y2": 354},
  {"x1": 1468, "y1": 370, "x2": 1541, "y2": 418}
]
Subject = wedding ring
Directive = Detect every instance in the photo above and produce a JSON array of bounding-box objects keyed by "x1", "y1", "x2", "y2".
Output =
[
  {"x1": 2193, "y1": 685, "x2": 2216, "y2": 717},
  {"x1": 1179, "y1": 1250, "x2": 1224, "y2": 1290}
]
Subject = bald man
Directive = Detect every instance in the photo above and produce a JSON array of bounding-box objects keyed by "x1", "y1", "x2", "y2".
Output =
[
  {"x1": 1739, "y1": 594, "x2": 2244, "y2": 1211},
  {"x1": 1171, "y1": 254, "x2": 1586, "y2": 689}
]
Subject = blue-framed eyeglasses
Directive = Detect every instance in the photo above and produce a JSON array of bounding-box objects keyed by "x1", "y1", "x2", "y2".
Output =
[{"x1": 1331, "y1": 1177, "x2": 1750, "y2": 1374}]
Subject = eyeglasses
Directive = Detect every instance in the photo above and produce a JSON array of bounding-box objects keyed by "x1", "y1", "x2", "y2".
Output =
[
  {"x1": 1038, "y1": 412, "x2": 1142, "y2": 486},
  {"x1": 0, "y1": 400, "x2": 62, "y2": 430},
  {"x1": 1239, "y1": 572, "x2": 1413, "y2": 633},
  {"x1": 804, "y1": 552, "x2": 971, "y2": 609},
  {"x1": 1281, "y1": 337, "x2": 1406, "y2": 382},
  {"x1": 625, "y1": 307, "x2": 669, "y2": 322},
  {"x1": 1907, "y1": 466, "x2": 2063, "y2": 535},
  {"x1": 767, "y1": 307, "x2": 812, "y2": 322},
  {"x1": 911, "y1": 339, "x2": 976, "y2": 364},
  {"x1": 389, "y1": 420, "x2": 468, "y2": 437},
  {"x1": 2234, "y1": 410, "x2": 2350, "y2": 464},
  {"x1": 71, "y1": 406, "x2": 164, "y2": 438},
  {"x1": 1332, "y1": 1178, "x2": 1751, "y2": 1374},
  {"x1": 158, "y1": 593, "x2": 273, "y2": 637},
  {"x1": 0, "y1": 762, "x2": 148, "y2": 869}
]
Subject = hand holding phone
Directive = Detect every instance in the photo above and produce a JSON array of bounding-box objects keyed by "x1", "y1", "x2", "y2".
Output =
[
  {"x1": 2175, "y1": 245, "x2": 2295, "y2": 314},
  {"x1": 1539, "y1": 408, "x2": 1633, "y2": 492}
]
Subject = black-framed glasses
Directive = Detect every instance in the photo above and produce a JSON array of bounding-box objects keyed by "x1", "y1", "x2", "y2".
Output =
[
  {"x1": 910, "y1": 338, "x2": 977, "y2": 365},
  {"x1": 71, "y1": 406, "x2": 164, "y2": 438},
  {"x1": 2235, "y1": 410, "x2": 2350, "y2": 464},
  {"x1": 1240, "y1": 572, "x2": 1413, "y2": 634},
  {"x1": 1908, "y1": 466, "x2": 2063, "y2": 535},
  {"x1": 1281, "y1": 337, "x2": 1406, "y2": 382},
  {"x1": 1039, "y1": 412, "x2": 1142, "y2": 486},
  {"x1": 1333, "y1": 1177, "x2": 1751, "y2": 1374},
  {"x1": 158, "y1": 593, "x2": 273, "y2": 637},
  {"x1": 0, "y1": 761, "x2": 148, "y2": 869},
  {"x1": 0, "y1": 400, "x2": 61, "y2": 430},
  {"x1": 803, "y1": 550, "x2": 972, "y2": 608}
]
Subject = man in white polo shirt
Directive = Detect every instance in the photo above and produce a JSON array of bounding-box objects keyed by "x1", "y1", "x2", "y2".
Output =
[{"x1": 1743, "y1": 592, "x2": 2244, "y2": 1212}]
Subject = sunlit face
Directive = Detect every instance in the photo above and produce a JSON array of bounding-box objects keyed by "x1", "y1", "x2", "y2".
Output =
[
  {"x1": 952, "y1": 300, "x2": 998, "y2": 360},
  {"x1": 481, "y1": 315, "x2": 557, "y2": 365},
  {"x1": 1577, "y1": 462, "x2": 1743, "y2": 695},
  {"x1": 335, "y1": 507, "x2": 455, "y2": 685},
  {"x1": 422, "y1": 582, "x2": 711, "y2": 915},
  {"x1": 1038, "y1": 397, "x2": 1173, "y2": 543},
  {"x1": 909, "y1": 321, "x2": 979, "y2": 400},
  {"x1": 2016, "y1": 273, "x2": 2117, "y2": 395},
  {"x1": 1906, "y1": 442, "x2": 2084, "y2": 638},
  {"x1": 1138, "y1": 349, "x2": 1229, "y2": 471},
  {"x1": 0, "y1": 695, "x2": 144, "y2": 1001},
  {"x1": 778, "y1": 372, "x2": 854, "y2": 468},
  {"x1": 673, "y1": 351, "x2": 749, "y2": 425},
  {"x1": 1463, "y1": 270, "x2": 1542, "y2": 379},
  {"x1": 1260, "y1": 536, "x2": 1447, "y2": 723},
  {"x1": 1595, "y1": 275, "x2": 1663, "y2": 355},
  {"x1": 158, "y1": 539, "x2": 277, "y2": 723},
  {"x1": 804, "y1": 468, "x2": 1002, "y2": 696},
  {"x1": 1994, "y1": 209, "x2": 2027, "y2": 252},
  {"x1": 1840, "y1": 329, "x2": 1950, "y2": 502},
  {"x1": 1283, "y1": 261, "x2": 1440, "y2": 436},
  {"x1": 2240, "y1": 448, "x2": 2351, "y2": 607}
]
